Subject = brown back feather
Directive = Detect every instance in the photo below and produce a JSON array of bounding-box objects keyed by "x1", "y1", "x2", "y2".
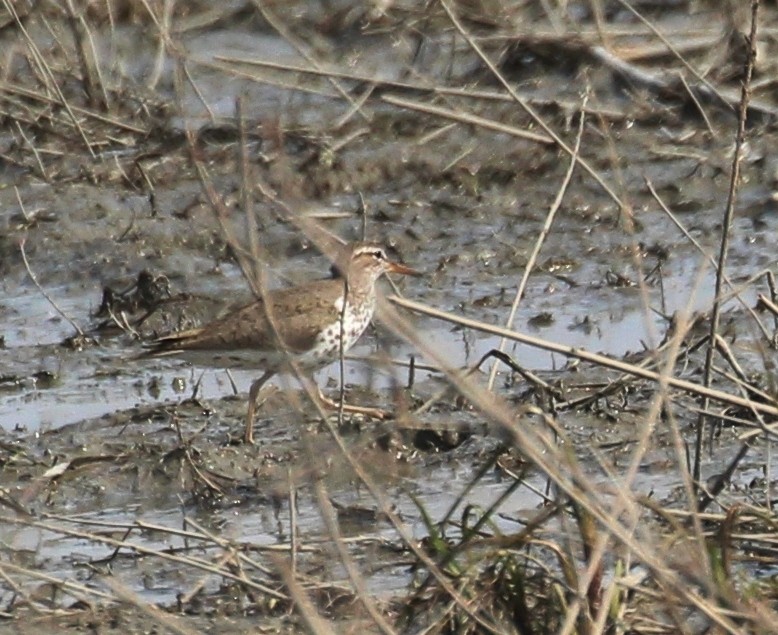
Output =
[{"x1": 147, "y1": 279, "x2": 345, "y2": 355}]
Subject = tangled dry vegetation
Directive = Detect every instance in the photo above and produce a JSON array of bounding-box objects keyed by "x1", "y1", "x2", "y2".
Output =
[{"x1": 3, "y1": 1, "x2": 778, "y2": 634}]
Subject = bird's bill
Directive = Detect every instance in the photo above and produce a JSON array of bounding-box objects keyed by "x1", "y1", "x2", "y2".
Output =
[{"x1": 387, "y1": 261, "x2": 422, "y2": 276}]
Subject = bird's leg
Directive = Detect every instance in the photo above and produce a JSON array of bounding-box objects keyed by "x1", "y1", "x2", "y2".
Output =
[
  {"x1": 244, "y1": 370, "x2": 275, "y2": 444},
  {"x1": 315, "y1": 387, "x2": 389, "y2": 420}
]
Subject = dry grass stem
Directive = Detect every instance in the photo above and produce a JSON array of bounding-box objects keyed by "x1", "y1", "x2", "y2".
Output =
[
  {"x1": 391, "y1": 295, "x2": 778, "y2": 421},
  {"x1": 696, "y1": 0, "x2": 761, "y2": 488},
  {"x1": 487, "y1": 91, "x2": 588, "y2": 391}
]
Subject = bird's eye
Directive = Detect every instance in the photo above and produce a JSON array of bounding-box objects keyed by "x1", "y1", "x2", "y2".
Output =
[{"x1": 372, "y1": 250, "x2": 385, "y2": 260}]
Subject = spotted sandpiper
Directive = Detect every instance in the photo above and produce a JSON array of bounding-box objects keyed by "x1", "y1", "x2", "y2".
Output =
[{"x1": 144, "y1": 242, "x2": 420, "y2": 443}]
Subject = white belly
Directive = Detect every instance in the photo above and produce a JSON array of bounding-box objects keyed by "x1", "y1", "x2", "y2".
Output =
[{"x1": 302, "y1": 298, "x2": 374, "y2": 365}]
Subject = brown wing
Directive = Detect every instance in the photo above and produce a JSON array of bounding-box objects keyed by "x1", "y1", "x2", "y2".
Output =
[{"x1": 146, "y1": 279, "x2": 344, "y2": 355}]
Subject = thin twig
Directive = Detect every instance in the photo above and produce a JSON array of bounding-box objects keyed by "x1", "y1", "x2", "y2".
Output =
[
  {"x1": 390, "y1": 295, "x2": 778, "y2": 419},
  {"x1": 0, "y1": 514, "x2": 288, "y2": 600},
  {"x1": 19, "y1": 238, "x2": 84, "y2": 337},
  {"x1": 313, "y1": 480, "x2": 397, "y2": 635},
  {"x1": 270, "y1": 553, "x2": 337, "y2": 635},
  {"x1": 0, "y1": 0, "x2": 95, "y2": 157},
  {"x1": 612, "y1": 0, "x2": 736, "y2": 115},
  {"x1": 438, "y1": 0, "x2": 626, "y2": 211},
  {"x1": 381, "y1": 94, "x2": 554, "y2": 146},
  {"x1": 645, "y1": 179, "x2": 771, "y2": 342},
  {"x1": 487, "y1": 91, "x2": 587, "y2": 391},
  {"x1": 0, "y1": 80, "x2": 148, "y2": 135},
  {"x1": 102, "y1": 576, "x2": 201, "y2": 635},
  {"x1": 252, "y1": 1, "x2": 369, "y2": 122},
  {"x1": 14, "y1": 120, "x2": 47, "y2": 180},
  {"x1": 375, "y1": 297, "x2": 750, "y2": 634},
  {"x1": 288, "y1": 467, "x2": 298, "y2": 577},
  {"x1": 695, "y1": 0, "x2": 760, "y2": 491}
]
